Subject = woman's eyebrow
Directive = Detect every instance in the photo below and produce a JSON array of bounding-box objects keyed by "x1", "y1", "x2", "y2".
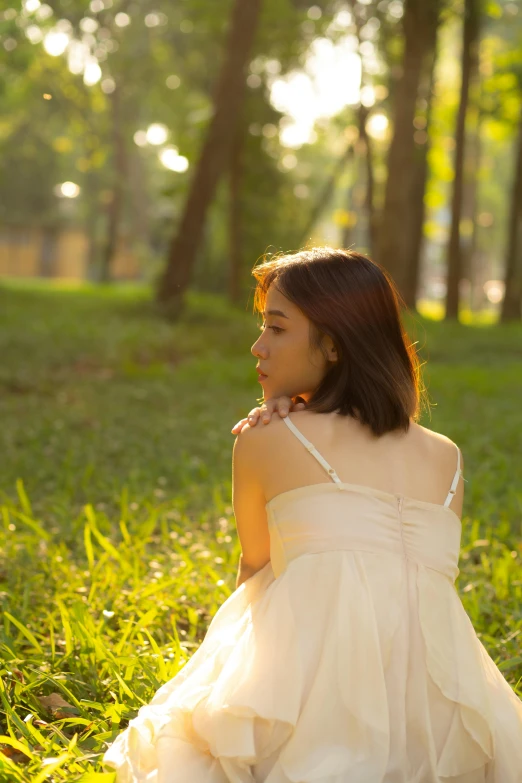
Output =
[{"x1": 262, "y1": 309, "x2": 289, "y2": 319}]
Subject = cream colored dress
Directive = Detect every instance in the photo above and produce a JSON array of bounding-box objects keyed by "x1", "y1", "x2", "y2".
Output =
[{"x1": 103, "y1": 415, "x2": 522, "y2": 782}]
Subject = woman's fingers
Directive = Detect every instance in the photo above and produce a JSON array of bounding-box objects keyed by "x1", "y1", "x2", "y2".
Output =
[
  {"x1": 270, "y1": 396, "x2": 293, "y2": 420},
  {"x1": 231, "y1": 407, "x2": 263, "y2": 433},
  {"x1": 231, "y1": 398, "x2": 307, "y2": 434},
  {"x1": 257, "y1": 401, "x2": 276, "y2": 424},
  {"x1": 248, "y1": 406, "x2": 263, "y2": 425},
  {"x1": 231, "y1": 417, "x2": 249, "y2": 434},
  {"x1": 259, "y1": 396, "x2": 295, "y2": 423}
]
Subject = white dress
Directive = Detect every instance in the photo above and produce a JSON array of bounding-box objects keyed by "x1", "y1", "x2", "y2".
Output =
[{"x1": 103, "y1": 415, "x2": 522, "y2": 782}]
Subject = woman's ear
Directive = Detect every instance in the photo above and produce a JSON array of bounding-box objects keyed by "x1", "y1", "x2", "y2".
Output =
[
  {"x1": 327, "y1": 340, "x2": 337, "y2": 363},
  {"x1": 320, "y1": 332, "x2": 338, "y2": 364}
]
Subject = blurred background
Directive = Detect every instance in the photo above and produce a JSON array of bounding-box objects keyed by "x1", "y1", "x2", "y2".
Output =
[
  {"x1": 1, "y1": 4, "x2": 522, "y2": 776},
  {"x1": 1, "y1": 0, "x2": 521, "y2": 320}
]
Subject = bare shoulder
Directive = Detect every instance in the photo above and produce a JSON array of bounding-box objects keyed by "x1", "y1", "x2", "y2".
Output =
[
  {"x1": 232, "y1": 418, "x2": 265, "y2": 452},
  {"x1": 412, "y1": 420, "x2": 458, "y2": 448},
  {"x1": 232, "y1": 416, "x2": 280, "y2": 461},
  {"x1": 233, "y1": 410, "x2": 313, "y2": 456},
  {"x1": 412, "y1": 421, "x2": 464, "y2": 470},
  {"x1": 233, "y1": 413, "x2": 291, "y2": 442}
]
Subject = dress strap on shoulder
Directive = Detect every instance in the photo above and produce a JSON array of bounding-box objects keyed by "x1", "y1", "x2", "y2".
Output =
[
  {"x1": 282, "y1": 415, "x2": 342, "y2": 484},
  {"x1": 443, "y1": 445, "x2": 464, "y2": 508}
]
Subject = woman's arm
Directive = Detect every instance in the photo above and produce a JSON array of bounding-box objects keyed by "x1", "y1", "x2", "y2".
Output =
[
  {"x1": 232, "y1": 423, "x2": 271, "y2": 586},
  {"x1": 236, "y1": 556, "x2": 259, "y2": 589}
]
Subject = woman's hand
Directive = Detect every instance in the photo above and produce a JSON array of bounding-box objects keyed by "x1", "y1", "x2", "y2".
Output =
[{"x1": 231, "y1": 396, "x2": 306, "y2": 434}]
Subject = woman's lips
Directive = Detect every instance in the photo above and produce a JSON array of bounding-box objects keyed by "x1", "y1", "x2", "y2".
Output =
[{"x1": 257, "y1": 372, "x2": 268, "y2": 381}]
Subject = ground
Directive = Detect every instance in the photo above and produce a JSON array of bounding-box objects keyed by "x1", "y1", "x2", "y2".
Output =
[{"x1": 0, "y1": 280, "x2": 521, "y2": 781}]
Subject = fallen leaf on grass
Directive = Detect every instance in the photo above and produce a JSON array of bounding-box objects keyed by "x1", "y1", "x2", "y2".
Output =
[
  {"x1": 37, "y1": 693, "x2": 79, "y2": 718},
  {"x1": 0, "y1": 746, "x2": 31, "y2": 764}
]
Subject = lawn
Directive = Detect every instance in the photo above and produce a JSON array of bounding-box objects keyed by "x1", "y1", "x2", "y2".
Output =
[{"x1": 0, "y1": 280, "x2": 521, "y2": 781}]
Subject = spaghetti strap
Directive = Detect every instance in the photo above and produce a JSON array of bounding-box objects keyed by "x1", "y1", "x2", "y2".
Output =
[
  {"x1": 284, "y1": 416, "x2": 465, "y2": 509},
  {"x1": 283, "y1": 415, "x2": 342, "y2": 484},
  {"x1": 443, "y1": 445, "x2": 463, "y2": 508}
]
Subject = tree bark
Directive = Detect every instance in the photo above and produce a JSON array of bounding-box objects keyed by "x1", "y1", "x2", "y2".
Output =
[
  {"x1": 402, "y1": 20, "x2": 439, "y2": 310},
  {"x1": 39, "y1": 224, "x2": 58, "y2": 277},
  {"x1": 500, "y1": 101, "x2": 522, "y2": 322},
  {"x1": 346, "y1": 4, "x2": 376, "y2": 256},
  {"x1": 128, "y1": 144, "x2": 150, "y2": 269},
  {"x1": 83, "y1": 169, "x2": 101, "y2": 281},
  {"x1": 464, "y1": 127, "x2": 482, "y2": 313},
  {"x1": 358, "y1": 105, "x2": 376, "y2": 256},
  {"x1": 444, "y1": 0, "x2": 480, "y2": 320},
  {"x1": 375, "y1": 0, "x2": 441, "y2": 296},
  {"x1": 461, "y1": 82, "x2": 483, "y2": 313},
  {"x1": 228, "y1": 119, "x2": 244, "y2": 306},
  {"x1": 156, "y1": 0, "x2": 263, "y2": 319},
  {"x1": 99, "y1": 84, "x2": 127, "y2": 283}
]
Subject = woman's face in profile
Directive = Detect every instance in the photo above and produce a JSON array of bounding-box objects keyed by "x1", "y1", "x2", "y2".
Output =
[{"x1": 251, "y1": 284, "x2": 335, "y2": 403}]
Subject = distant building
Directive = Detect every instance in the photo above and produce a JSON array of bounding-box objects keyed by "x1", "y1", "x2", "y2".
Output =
[{"x1": 0, "y1": 224, "x2": 140, "y2": 280}]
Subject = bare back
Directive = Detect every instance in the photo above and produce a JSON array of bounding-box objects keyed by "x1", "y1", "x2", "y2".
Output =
[{"x1": 258, "y1": 411, "x2": 464, "y2": 519}]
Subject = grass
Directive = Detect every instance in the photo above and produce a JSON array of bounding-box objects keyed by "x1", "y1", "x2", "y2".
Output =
[{"x1": 0, "y1": 280, "x2": 521, "y2": 781}]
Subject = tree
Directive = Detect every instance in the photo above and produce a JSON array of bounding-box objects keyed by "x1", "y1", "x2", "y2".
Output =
[
  {"x1": 401, "y1": 10, "x2": 440, "y2": 310},
  {"x1": 500, "y1": 99, "x2": 522, "y2": 322},
  {"x1": 444, "y1": 0, "x2": 480, "y2": 321},
  {"x1": 228, "y1": 115, "x2": 245, "y2": 305},
  {"x1": 99, "y1": 84, "x2": 127, "y2": 282},
  {"x1": 375, "y1": 0, "x2": 442, "y2": 300},
  {"x1": 156, "y1": 0, "x2": 263, "y2": 319}
]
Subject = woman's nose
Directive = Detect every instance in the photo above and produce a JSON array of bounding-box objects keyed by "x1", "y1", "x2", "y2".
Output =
[{"x1": 251, "y1": 336, "x2": 267, "y2": 357}]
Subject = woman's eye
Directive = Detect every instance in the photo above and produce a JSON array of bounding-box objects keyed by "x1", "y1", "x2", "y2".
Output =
[{"x1": 259, "y1": 323, "x2": 283, "y2": 334}]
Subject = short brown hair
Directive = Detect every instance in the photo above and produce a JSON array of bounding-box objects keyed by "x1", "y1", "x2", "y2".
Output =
[{"x1": 252, "y1": 246, "x2": 428, "y2": 437}]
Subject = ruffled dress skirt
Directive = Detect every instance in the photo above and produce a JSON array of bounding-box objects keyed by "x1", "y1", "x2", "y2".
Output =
[{"x1": 102, "y1": 548, "x2": 522, "y2": 782}]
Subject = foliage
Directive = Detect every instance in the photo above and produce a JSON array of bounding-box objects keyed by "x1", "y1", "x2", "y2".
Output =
[
  {"x1": 2, "y1": 0, "x2": 522, "y2": 297},
  {"x1": 0, "y1": 282, "x2": 521, "y2": 778}
]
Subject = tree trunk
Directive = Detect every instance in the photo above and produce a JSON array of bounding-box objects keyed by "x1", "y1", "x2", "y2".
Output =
[
  {"x1": 156, "y1": 0, "x2": 263, "y2": 319},
  {"x1": 99, "y1": 84, "x2": 126, "y2": 283},
  {"x1": 128, "y1": 144, "x2": 150, "y2": 269},
  {"x1": 85, "y1": 208, "x2": 99, "y2": 280},
  {"x1": 358, "y1": 105, "x2": 376, "y2": 256},
  {"x1": 402, "y1": 19, "x2": 439, "y2": 310},
  {"x1": 444, "y1": 0, "x2": 480, "y2": 320},
  {"x1": 83, "y1": 169, "x2": 101, "y2": 281},
  {"x1": 39, "y1": 225, "x2": 58, "y2": 277},
  {"x1": 465, "y1": 128, "x2": 482, "y2": 313},
  {"x1": 375, "y1": 0, "x2": 441, "y2": 296},
  {"x1": 228, "y1": 119, "x2": 244, "y2": 305},
  {"x1": 461, "y1": 83, "x2": 483, "y2": 313},
  {"x1": 500, "y1": 101, "x2": 522, "y2": 322},
  {"x1": 346, "y1": 4, "x2": 376, "y2": 256}
]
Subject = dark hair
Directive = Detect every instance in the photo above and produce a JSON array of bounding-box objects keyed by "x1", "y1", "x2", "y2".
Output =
[{"x1": 251, "y1": 246, "x2": 428, "y2": 437}]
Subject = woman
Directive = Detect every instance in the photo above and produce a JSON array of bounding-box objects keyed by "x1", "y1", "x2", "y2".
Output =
[{"x1": 103, "y1": 247, "x2": 522, "y2": 782}]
